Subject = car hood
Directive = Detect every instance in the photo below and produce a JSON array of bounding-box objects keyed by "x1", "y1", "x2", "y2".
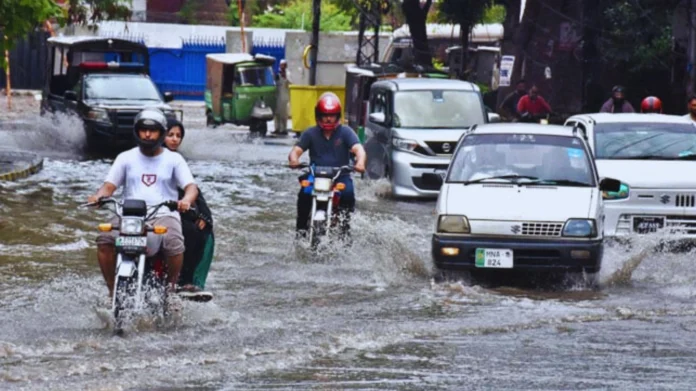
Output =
[
  {"x1": 597, "y1": 159, "x2": 696, "y2": 188},
  {"x1": 393, "y1": 127, "x2": 471, "y2": 143},
  {"x1": 443, "y1": 184, "x2": 596, "y2": 221},
  {"x1": 84, "y1": 99, "x2": 171, "y2": 110}
]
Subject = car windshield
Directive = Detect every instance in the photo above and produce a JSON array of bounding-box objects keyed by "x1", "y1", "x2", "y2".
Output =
[
  {"x1": 448, "y1": 133, "x2": 596, "y2": 186},
  {"x1": 393, "y1": 90, "x2": 485, "y2": 128},
  {"x1": 236, "y1": 66, "x2": 275, "y2": 87},
  {"x1": 84, "y1": 75, "x2": 162, "y2": 101},
  {"x1": 594, "y1": 122, "x2": 696, "y2": 159}
]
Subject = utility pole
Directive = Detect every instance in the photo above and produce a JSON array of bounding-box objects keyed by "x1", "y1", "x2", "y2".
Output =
[
  {"x1": 309, "y1": 0, "x2": 321, "y2": 85},
  {"x1": 688, "y1": 0, "x2": 696, "y2": 98},
  {"x1": 237, "y1": 0, "x2": 246, "y2": 52}
]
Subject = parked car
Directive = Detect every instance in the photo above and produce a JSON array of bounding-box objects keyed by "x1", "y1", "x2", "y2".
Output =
[
  {"x1": 429, "y1": 123, "x2": 621, "y2": 281},
  {"x1": 364, "y1": 78, "x2": 498, "y2": 198},
  {"x1": 564, "y1": 113, "x2": 696, "y2": 245},
  {"x1": 41, "y1": 36, "x2": 179, "y2": 151}
]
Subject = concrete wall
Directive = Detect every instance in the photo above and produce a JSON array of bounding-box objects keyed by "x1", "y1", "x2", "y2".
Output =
[
  {"x1": 226, "y1": 31, "x2": 254, "y2": 54},
  {"x1": 284, "y1": 32, "x2": 391, "y2": 86}
]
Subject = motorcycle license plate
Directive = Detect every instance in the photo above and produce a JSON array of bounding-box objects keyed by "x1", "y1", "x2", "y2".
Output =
[{"x1": 116, "y1": 236, "x2": 147, "y2": 248}]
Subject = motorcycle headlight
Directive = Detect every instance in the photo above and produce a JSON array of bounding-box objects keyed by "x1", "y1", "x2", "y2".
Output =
[
  {"x1": 120, "y1": 217, "x2": 144, "y2": 235},
  {"x1": 314, "y1": 177, "x2": 332, "y2": 192},
  {"x1": 392, "y1": 137, "x2": 418, "y2": 152},
  {"x1": 563, "y1": 219, "x2": 597, "y2": 238},
  {"x1": 602, "y1": 182, "x2": 629, "y2": 200},
  {"x1": 437, "y1": 215, "x2": 470, "y2": 234},
  {"x1": 87, "y1": 108, "x2": 111, "y2": 124}
]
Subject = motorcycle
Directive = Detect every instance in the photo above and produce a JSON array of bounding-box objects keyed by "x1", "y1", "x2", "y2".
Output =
[
  {"x1": 518, "y1": 112, "x2": 551, "y2": 124},
  {"x1": 292, "y1": 163, "x2": 354, "y2": 250},
  {"x1": 83, "y1": 197, "x2": 184, "y2": 334}
]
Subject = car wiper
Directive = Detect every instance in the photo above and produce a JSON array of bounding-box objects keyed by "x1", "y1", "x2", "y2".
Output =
[
  {"x1": 464, "y1": 174, "x2": 540, "y2": 185},
  {"x1": 532, "y1": 179, "x2": 592, "y2": 186},
  {"x1": 605, "y1": 155, "x2": 669, "y2": 160}
]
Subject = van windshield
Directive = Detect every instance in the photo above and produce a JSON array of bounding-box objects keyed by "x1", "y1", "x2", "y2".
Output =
[
  {"x1": 84, "y1": 75, "x2": 162, "y2": 101},
  {"x1": 448, "y1": 133, "x2": 596, "y2": 186},
  {"x1": 393, "y1": 90, "x2": 484, "y2": 128}
]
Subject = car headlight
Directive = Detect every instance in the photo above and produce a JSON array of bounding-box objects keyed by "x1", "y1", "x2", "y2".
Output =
[
  {"x1": 314, "y1": 177, "x2": 332, "y2": 192},
  {"x1": 602, "y1": 182, "x2": 629, "y2": 200},
  {"x1": 563, "y1": 219, "x2": 597, "y2": 238},
  {"x1": 392, "y1": 137, "x2": 418, "y2": 152},
  {"x1": 120, "y1": 217, "x2": 144, "y2": 235},
  {"x1": 87, "y1": 108, "x2": 111, "y2": 124},
  {"x1": 437, "y1": 215, "x2": 470, "y2": 233}
]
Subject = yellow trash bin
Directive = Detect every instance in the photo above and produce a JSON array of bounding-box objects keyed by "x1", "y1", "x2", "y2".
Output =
[{"x1": 289, "y1": 85, "x2": 346, "y2": 133}]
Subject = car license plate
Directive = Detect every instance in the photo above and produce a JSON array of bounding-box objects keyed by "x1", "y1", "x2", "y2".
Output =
[
  {"x1": 632, "y1": 216, "x2": 664, "y2": 234},
  {"x1": 116, "y1": 236, "x2": 147, "y2": 247},
  {"x1": 475, "y1": 248, "x2": 513, "y2": 268}
]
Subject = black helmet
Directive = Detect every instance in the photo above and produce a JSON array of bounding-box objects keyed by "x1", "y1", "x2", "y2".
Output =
[
  {"x1": 133, "y1": 108, "x2": 167, "y2": 153},
  {"x1": 612, "y1": 85, "x2": 625, "y2": 94}
]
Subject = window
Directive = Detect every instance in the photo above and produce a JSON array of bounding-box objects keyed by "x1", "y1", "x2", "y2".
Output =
[
  {"x1": 370, "y1": 90, "x2": 388, "y2": 114},
  {"x1": 448, "y1": 133, "x2": 595, "y2": 186},
  {"x1": 594, "y1": 122, "x2": 696, "y2": 159},
  {"x1": 393, "y1": 90, "x2": 485, "y2": 128}
]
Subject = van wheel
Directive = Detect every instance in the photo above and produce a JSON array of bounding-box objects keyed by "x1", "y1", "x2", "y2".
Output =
[{"x1": 206, "y1": 112, "x2": 217, "y2": 128}]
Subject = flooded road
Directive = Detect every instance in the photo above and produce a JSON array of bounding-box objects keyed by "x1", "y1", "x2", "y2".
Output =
[{"x1": 2, "y1": 99, "x2": 696, "y2": 390}]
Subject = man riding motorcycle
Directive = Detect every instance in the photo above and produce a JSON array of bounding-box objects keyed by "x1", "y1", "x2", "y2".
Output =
[
  {"x1": 641, "y1": 96, "x2": 663, "y2": 113},
  {"x1": 600, "y1": 85, "x2": 635, "y2": 113},
  {"x1": 287, "y1": 92, "x2": 367, "y2": 241},
  {"x1": 88, "y1": 108, "x2": 199, "y2": 306},
  {"x1": 516, "y1": 84, "x2": 552, "y2": 122}
]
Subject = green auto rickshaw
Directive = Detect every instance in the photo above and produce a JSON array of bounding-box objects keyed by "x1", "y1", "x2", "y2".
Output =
[{"x1": 205, "y1": 53, "x2": 277, "y2": 136}]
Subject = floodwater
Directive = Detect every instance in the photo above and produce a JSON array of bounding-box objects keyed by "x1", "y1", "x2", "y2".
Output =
[{"x1": 2, "y1": 99, "x2": 696, "y2": 390}]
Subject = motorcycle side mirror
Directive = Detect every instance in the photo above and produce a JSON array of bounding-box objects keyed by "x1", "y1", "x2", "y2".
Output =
[
  {"x1": 422, "y1": 173, "x2": 444, "y2": 188},
  {"x1": 599, "y1": 177, "x2": 622, "y2": 192}
]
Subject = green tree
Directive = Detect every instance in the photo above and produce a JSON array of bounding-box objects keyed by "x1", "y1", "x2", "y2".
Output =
[
  {"x1": 0, "y1": 0, "x2": 64, "y2": 70},
  {"x1": 252, "y1": 0, "x2": 352, "y2": 32},
  {"x1": 64, "y1": 0, "x2": 132, "y2": 27}
]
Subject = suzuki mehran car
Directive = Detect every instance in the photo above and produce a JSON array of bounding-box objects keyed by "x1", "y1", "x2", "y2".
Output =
[
  {"x1": 564, "y1": 113, "x2": 696, "y2": 246},
  {"x1": 430, "y1": 123, "x2": 621, "y2": 279}
]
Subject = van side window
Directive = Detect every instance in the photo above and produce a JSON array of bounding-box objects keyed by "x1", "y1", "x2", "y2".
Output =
[{"x1": 370, "y1": 91, "x2": 387, "y2": 114}]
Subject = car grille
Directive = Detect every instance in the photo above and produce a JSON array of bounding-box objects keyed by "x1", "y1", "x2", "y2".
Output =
[
  {"x1": 425, "y1": 141, "x2": 457, "y2": 155},
  {"x1": 676, "y1": 194, "x2": 696, "y2": 207},
  {"x1": 521, "y1": 222, "x2": 563, "y2": 237},
  {"x1": 115, "y1": 110, "x2": 140, "y2": 129}
]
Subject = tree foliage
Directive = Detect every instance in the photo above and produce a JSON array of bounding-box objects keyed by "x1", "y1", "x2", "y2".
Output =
[
  {"x1": 599, "y1": 0, "x2": 679, "y2": 73},
  {"x1": 0, "y1": 0, "x2": 64, "y2": 70},
  {"x1": 1, "y1": 0, "x2": 133, "y2": 71},
  {"x1": 252, "y1": 0, "x2": 352, "y2": 31}
]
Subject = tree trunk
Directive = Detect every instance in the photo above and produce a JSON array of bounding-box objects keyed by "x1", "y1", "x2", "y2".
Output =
[
  {"x1": 401, "y1": 0, "x2": 433, "y2": 68},
  {"x1": 458, "y1": 20, "x2": 471, "y2": 80}
]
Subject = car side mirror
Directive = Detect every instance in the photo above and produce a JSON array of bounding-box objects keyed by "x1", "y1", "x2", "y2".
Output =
[
  {"x1": 163, "y1": 92, "x2": 174, "y2": 103},
  {"x1": 64, "y1": 90, "x2": 77, "y2": 101},
  {"x1": 422, "y1": 172, "x2": 444, "y2": 188},
  {"x1": 599, "y1": 177, "x2": 621, "y2": 193},
  {"x1": 487, "y1": 112, "x2": 501, "y2": 123},
  {"x1": 369, "y1": 112, "x2": 386, "y2": 125}
]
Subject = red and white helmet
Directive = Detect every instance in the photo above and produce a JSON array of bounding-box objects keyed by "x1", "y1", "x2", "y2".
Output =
[
  {"x1": 640, "y1": 96, "x2": 663, "y2": 113},
  {"x1": 315, "y1": 92, "x2": 342, "y2": 131}
]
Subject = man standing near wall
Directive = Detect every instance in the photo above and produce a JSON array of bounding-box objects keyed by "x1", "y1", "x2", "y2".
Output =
[{"x1": 273, "y1": 60, "x2": 291, "y2": 136}]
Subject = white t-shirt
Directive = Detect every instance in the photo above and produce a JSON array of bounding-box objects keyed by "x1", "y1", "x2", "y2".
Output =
[{"x1": 105, "y1": 147, "x2": 195, "y2": 217}]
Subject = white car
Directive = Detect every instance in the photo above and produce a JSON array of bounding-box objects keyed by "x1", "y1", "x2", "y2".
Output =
[
  {"x1": 430, "y1": 123, "x2": 621, "y2": 275},
  {"x1": 564, "y1": 113, "x2": 696, "y2": 240}
]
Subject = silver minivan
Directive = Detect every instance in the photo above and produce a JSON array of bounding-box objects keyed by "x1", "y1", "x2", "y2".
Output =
[{"x1": 364, "y1": 78, "x2": 497, "y2": 198}]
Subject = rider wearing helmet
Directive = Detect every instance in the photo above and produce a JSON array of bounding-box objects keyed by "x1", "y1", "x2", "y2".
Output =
[
  {"x1": 88, "y1": 108, "x2": 199, "y2": 306},
  {"x1": 600, "y1": 85, "x2": 635, "y2": 113},
  {"x1": 641, "y1": 96, "x2": 663, "y2": 113},
  {"x1": 287, "y1": 92, "x2": 367, "y2": 241}
]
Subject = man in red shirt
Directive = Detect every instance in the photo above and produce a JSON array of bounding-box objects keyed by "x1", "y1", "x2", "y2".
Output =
[{"x1": 516, "y1": 85, "x2": 552, "y2": 118}]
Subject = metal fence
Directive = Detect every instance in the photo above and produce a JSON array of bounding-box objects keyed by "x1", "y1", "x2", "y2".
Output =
[
  {"x1": 1, "y1": 31, "x2": 286, "y2": 101},
  {"x1": 0, "y1": 31, "x2": 51, "y2": 90}
]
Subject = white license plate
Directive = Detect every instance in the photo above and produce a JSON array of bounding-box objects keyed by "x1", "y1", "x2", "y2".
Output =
[
  {"x1": 475, "y1": 248, "x2": 513, "y2": 268},
  {"x1": 116, "y1": 236, "x2": 147, "y2": 247}
]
